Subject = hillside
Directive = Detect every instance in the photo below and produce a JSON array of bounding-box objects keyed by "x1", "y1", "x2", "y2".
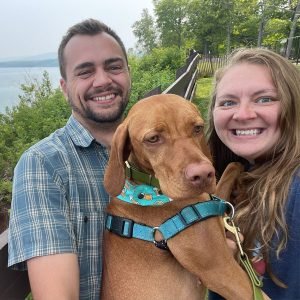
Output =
[{"x1": 0, "y1": 58, "x2": 58, "y2": 68}]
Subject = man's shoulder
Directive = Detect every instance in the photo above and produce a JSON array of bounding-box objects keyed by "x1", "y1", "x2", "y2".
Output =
[
  {"x1": 22, "y1": 115, "x2": 92, "y2": 158},
  {"x1": 24, "y1": 125, "x2": 70, "y2": 158}
]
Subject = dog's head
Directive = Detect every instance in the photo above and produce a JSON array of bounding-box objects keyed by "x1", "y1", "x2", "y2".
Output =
[{"x1": 104, "y1": 94, "x2": 216, "y2": 200}]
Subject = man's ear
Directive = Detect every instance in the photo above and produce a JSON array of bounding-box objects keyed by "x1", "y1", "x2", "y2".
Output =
[
  {"x1": 60, "y1": 78, "x2": 68, "y2": 98},
  {"x1": 127, "y1": 65, "x2": 132, "y2": 90}
]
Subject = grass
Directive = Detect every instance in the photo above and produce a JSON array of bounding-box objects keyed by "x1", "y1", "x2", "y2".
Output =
[{"x1": 193, "y1": 76, "x2": 213, "y2": 120}]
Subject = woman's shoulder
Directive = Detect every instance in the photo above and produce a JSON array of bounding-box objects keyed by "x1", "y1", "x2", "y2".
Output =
[
  {"x1": 285, "y1": 168, "x2": 300, "y2": 233},
  {"x1": 290, "y1": 167, "x2": 300, "y2": 191}
]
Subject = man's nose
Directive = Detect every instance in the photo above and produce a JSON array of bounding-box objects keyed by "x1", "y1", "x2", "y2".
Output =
[
  {"x1": 233, "y1": 103, "x2": 257, "y2": 120},
  {"x1": 93, "y1": 69, "x2": 112, "y2": 88}
]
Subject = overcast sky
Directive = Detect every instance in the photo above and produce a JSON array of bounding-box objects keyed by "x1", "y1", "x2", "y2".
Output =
[{"x1": 0, "y1": 0, "x2": 154, "y2": 60}]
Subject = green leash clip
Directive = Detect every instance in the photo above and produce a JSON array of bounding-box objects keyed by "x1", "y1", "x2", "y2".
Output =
[
  {"x1": 239, "y1": 253, "x2": 264, "y2": 300},
  {"x1": 223, "y1": 216, "x2": 264, "y2": 300}
]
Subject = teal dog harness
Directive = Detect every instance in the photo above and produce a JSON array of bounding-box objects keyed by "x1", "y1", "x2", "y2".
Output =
[{"x1": 106, "y1": 193, "x2": 231, "y2": 250}]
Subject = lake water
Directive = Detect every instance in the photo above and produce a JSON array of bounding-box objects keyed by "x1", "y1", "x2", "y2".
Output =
[{"x1": 0, "y1": 67, "x2": 61, "y2": 113}]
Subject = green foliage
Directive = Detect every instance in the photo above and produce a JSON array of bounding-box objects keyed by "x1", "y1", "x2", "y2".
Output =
[
  {"x1": 0, "y1": 72, "x2": 70, "y2": 206},
  {"x1": 263, "y1": 18, "x2": 290, "y2": 50},
  {"x1": 133, "y1": 0, "x2": 300, "y2": 56},
  {"x1": 132, "y1": 8, "x2": 157, "y2": 54},
  {"x1": 128, "y1": 46, "x2": 186, "y2": 111},
  {"x1": 0, "y1": 180, "x2": 12, "y2": 204},
  {"x1": 154, "y1": 0, "x2": 188, "y2": 48},
  {"x1": 136, "y1": 46, "x2": 186, "y2": 72}
]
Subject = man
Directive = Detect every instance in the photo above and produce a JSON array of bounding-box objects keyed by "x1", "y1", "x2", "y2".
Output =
[{"x1": 8, "y1": 19, "x2": 131, "y2": 299}]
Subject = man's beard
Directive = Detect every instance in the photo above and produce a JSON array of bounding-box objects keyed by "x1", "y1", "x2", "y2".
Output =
[{"x1": 68, "y1": 91, "x2": 129, "y2": 124}]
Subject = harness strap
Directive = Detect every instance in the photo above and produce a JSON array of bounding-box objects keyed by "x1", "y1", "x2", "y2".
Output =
[{"x1": 105, "y1": 196, "x2": 230, "y2": 245}]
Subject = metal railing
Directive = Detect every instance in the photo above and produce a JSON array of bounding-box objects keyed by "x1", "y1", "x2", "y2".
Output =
[{"x1": 144, "y1": 50, "x2": 200, "y2": 100}]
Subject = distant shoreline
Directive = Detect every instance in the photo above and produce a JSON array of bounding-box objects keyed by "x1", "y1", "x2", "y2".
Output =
[{"x1": 0, "y1": 59, "x2": 58, "y2": 68}]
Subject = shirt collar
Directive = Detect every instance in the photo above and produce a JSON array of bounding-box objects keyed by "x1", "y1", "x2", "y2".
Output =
[{"x1": 66, "y1": 115, "x2": 95, "y2": 148}]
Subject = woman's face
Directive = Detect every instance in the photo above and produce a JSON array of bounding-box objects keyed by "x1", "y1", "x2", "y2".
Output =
[{"x1": 213, "y1": 63, "x2": 281, "y2": 163}]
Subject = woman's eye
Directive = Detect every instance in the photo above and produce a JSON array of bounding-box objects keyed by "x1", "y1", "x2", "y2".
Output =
[
  {"x1": 221, "y1": 100, "x2": 236, "y2": 107},
  {"x1": 216, "y1": 98, "x2": 237, "y2": 107},
  {"x1": 257, "y1": 97, "x2": 273, "y2": 103}
]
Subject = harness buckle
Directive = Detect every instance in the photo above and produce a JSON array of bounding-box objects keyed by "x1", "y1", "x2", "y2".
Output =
[
  {"x1": 110, "y1": 215, "x2": 134, "y2": 238},
  {"x1": 152, "y1": 227, "x2": 169, "y2": 250}
]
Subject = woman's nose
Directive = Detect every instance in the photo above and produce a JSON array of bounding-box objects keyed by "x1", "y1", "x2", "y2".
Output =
[{"x1": 233, "y1": 103, "x2": 256, "y2": 120}]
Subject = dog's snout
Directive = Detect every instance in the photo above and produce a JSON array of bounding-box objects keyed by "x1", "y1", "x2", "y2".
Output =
[{"x1": 185, "y1": 163, "x2": 215, "y2": 187}]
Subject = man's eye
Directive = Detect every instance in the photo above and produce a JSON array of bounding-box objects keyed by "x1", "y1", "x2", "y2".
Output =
[
  {"x1": 257, "y1": 97, "x2": 274, "y2": 103},
  {"x1": 77, "y1": 70, "x2": 92, "y2": 78},
  {"x1": 108, "y1": 65, "x2": 124, "y2": 74}
]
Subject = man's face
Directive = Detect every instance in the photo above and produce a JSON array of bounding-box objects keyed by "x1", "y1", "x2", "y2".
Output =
[{"x1": 60, "y1": 32, "x2": 131, "y2": 127}]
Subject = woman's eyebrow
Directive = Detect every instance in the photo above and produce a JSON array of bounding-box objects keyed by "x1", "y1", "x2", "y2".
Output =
[{"x1": 252, "y1": 89, "x2": 277, "y2": 97}]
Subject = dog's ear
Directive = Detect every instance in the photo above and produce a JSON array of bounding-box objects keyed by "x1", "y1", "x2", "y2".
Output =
[
  {"x1": 215, "y1": 162, "x2": 244, "y2": 200},
  {"x1": 104, "y1": 122, "x2": 131, "y2": 196}
]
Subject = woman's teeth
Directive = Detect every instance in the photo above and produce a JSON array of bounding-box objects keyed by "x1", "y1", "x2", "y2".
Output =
[{"x1": 235, "y1": 129, "x2": 261, "y2": 136}]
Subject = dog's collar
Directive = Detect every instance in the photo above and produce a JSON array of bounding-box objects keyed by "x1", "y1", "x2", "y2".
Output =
[
  {"x1": 125, "y1": 161, "x2": 160, "y2": 189},
  {"x1": 117, "y1": 180, "x2": 171, "y2": 206}
]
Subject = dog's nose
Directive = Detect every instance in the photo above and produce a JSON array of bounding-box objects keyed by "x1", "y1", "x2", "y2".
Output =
[{"x1": 185, "y1": 163, "x2": 215, "y2": 187}]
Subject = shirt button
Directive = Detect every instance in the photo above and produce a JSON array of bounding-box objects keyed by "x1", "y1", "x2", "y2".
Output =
[{"x1": 84, "y1": 216, "x2": 88, "y2": 223}]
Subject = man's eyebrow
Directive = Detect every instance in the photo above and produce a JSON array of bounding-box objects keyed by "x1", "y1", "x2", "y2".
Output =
[
  {"x1": 74, "y1": 62, "x2": 94, "y2": 72},
  {"x1": 73, "y1": 57, "x2": 126, "y2": 72},
  {"x1": 104, "y1": 57, "x2": 125, "y2": 65}
]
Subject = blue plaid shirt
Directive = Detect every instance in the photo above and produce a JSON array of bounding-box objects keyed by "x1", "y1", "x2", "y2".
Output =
[{"x1": 8, "y1": 115, "x2": 110, "y2": 299}]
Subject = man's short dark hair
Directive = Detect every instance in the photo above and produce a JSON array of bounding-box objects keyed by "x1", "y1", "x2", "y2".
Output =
[{"x1": 58, "y1": 18, "x2": 128, "y2": 79}]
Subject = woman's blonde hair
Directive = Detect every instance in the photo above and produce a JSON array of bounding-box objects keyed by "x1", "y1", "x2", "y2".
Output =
[{"x1": 206, "y1": 48, "x2": 300, "y2": 274}]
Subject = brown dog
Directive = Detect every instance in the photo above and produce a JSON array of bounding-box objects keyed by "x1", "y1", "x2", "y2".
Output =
[{"x1": 101, "y1": 94, "x2": 266, "y2": 300}]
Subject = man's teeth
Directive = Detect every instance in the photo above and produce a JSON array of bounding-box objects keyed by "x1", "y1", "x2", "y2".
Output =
[
  {"x1": 93, "y1": 94, "x2": 114, "y2": 101},
  {"x1": 235, "y1": 129, "x2": 261, "y2": 136}
]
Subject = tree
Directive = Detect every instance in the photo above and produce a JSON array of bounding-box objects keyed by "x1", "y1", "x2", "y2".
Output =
[
  {"x1": 285, "y1": 0, "x2": 300, "y2": 57},
  {"x1": 186, "y1": 0, "x2": 223, "y2": 54},
  {"x1": 154, "y1": 0, "x2": 188, "y2": 48},
  {"x1": 132, "y1": 8, "x2": 157, "y2": 54},
  {"x1": 131, "y1": 0, "x2": 298, "y2": 55},
  {"x1": 257, "y1": 0, "x2": 268, "y2": 46}
]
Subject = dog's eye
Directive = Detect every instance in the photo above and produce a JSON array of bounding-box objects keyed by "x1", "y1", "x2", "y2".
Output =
[
  {"x1": 194, "y1": 125, "x2": 204, "y2": 134},
  {"x1": 146, "y1": 135, "x2": 160, "y2": 143}
]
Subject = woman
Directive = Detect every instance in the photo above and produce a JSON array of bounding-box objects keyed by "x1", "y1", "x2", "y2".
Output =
[{"x1": 206, "y1": 48, "x2": 300, "y2": 299}]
